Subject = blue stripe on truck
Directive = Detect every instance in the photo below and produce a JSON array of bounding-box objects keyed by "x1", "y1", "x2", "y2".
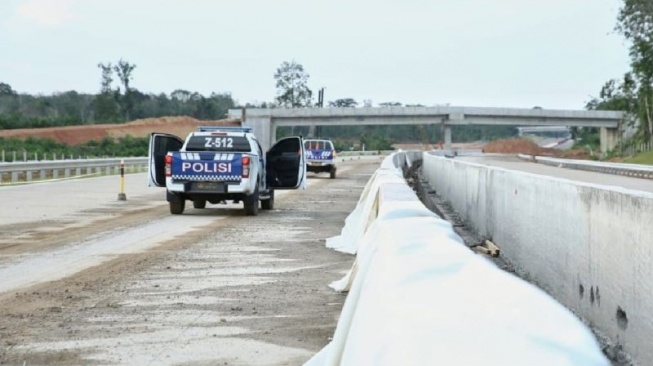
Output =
[
  {"x1": 171, "y1": 152, "x2": 243, "y2": 181},
  {"x1": 306, "y1": 149, "x2": 333, "y2": 161}
]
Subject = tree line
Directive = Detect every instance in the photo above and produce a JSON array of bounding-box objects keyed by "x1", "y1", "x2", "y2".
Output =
[{"x1": 0, "y1": 59, "x2": 236, "y2": 130}]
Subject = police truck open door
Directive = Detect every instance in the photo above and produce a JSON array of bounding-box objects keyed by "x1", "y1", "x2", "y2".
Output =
[
  {"x1": 266, "y1": 136, "x2": 306, "y2": 189},
  {"x1": 148, "y1": 133, "x2": 183, "y2": 187}
]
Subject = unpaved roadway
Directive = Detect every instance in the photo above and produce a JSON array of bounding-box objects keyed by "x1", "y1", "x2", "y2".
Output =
[{"x1": 0, "y1": 158, "x2": 382, "y2": 365}]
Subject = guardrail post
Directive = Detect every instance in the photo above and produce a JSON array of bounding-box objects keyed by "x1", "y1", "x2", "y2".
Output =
[{"x1": 117, "y1": 159, "x2": 127, "y2": 201}]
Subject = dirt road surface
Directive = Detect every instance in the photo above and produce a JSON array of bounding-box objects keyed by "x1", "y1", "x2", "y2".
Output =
[{"x1": 0, "y1": 158, "x2": 382, "y2": 365}]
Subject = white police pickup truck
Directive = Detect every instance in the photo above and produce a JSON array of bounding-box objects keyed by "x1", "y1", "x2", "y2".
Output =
[
  {"x1": 148, "y1": 126, "x2": 306, "y2": 216},
  {"x1": 304, "y1": 139, "x2": 337, "y2": 179}
]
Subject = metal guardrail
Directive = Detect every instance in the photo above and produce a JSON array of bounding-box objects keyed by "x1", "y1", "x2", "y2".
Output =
[
  {"x1": 0, "y1": 151, "x2": 386, "y2": 184},
  {"x1": 517, "y1": 154, "x2": 653, "y2": 180},
  {"x1": 0, "y1": 157, "x2": 148, "y2": 184},
  {"x1": 338, "y1": 150, "x2": 394, "y2": 157}
]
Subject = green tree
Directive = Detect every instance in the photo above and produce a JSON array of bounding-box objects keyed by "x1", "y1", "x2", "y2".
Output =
[
  {"x1": 379, "y1": 102, "x2": 403, "y2": 107},
  {"x1": 113, "y1": 59, "x2": 137, "y2": 121},
  {"x1": 94, "y1": 62, "x2": 121, "y2": 122},
  {"x1": 114, "y1": 59, "x2": 136, "y2": 93},
  {"x1": 0, "y1": 82, "x2": 16, "y2": 96},
  {"x1": 274, "y1": 61, "x2": 312, "y2": 108},
  {"x1": 614, "y1": 0, "x2": 653, "y2": 142},
  {"x1": 329, "y1": 98, "x2": 358, "y2": 107}
]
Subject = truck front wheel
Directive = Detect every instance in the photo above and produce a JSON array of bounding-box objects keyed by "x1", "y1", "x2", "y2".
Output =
[
  {"x1": 244, "y1": 187, "x2": 259, "y2": 216},
  {"x1": 169, "y1": 200, "x2": 185, "y2": 215}
]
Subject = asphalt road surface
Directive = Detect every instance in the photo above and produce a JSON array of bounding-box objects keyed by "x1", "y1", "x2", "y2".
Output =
[
  {"x1": 0, "y1": 157, "x2": 382, "y2": 366},
  {"x1": 456, "y1": 154, "x2": 653, "y2": 193}
]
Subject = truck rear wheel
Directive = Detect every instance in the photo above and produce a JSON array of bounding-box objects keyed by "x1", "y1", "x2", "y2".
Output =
[
  {"x1": 169, "y1": 200, "x2": 185, "y2": 215},
  {"x1": 261, "y1": 190, "x2": 275, "y2": 210},
  {"x1": 244, "y1": 187, "x2": 259, "y2": 216},
  {"x1": 193, "y1": 200, "x2": 206, "y2": 209},
  {"x1": 330, "y1": 168, "x2": 337, "y2": 179}
]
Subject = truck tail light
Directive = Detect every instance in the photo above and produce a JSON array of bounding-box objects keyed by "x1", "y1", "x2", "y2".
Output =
[
  {"x1": 242, "y1": 156, "x2": 250, "y2": 178},
  {"x1": 332, "y1": 150, "x2": 336, "y2": 158},
  {"x1": 165, "y1": 154, "x2": 173, "y2": 177}
]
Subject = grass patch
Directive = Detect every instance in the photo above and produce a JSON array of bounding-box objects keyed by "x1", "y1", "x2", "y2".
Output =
[{"x1": 623, "y1": 150, "x2": 653, "y2": 165}]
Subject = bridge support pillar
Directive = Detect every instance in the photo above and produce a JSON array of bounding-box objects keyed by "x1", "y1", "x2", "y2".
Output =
[
  {"x1": 444, "y1": 126, "x2": 452, "y2": 151},
  {"x1": 243, "y1": 116, "x2": 274, "y2": 152},
  {"x1": 600, "y1": 127, "x2": 621, "y2": 155},
  {"x1": 445, "y1": 113, "x2": 463, "y2": 152}
]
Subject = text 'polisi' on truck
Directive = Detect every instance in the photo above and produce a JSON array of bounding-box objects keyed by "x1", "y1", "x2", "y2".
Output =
[{"x1": 148, "y1": 126, "x2": 307, "y2": 216}]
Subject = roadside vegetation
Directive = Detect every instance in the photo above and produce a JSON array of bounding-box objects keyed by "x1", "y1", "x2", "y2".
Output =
[
  {"x1": 0, "y1": 136, "x2": 147, "y2": 162},
  {"x1": 624, "y1": 150, "x2": 653, "y2": 165},
  {"x1": 585, "y1": 0, "x2": 653, "y2": 162}
]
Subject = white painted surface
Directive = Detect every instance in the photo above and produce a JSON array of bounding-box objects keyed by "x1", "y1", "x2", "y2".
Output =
[
  {"x1": 423, "y1": 153, "x2": 653, "y2": 365},
  {"x1": 325, "y1": 168, "x2": 404, "y2": 256},
  {"x1": 308, "y1": 153, "x2": 608, "y2": 366}
]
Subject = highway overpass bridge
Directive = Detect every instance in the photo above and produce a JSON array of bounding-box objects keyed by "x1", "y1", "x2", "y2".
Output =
[
  {"x1": 228, "y1": 106, "x2": 623, "y2": 153},
  {"x1": 516, "y1": 125, "x2": 571, "y2": 137}
]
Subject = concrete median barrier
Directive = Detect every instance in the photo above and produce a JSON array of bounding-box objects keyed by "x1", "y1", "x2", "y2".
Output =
[
  {"x1": 423, "y1": 153, "x2": 653, "y2": 365},
  {"x1": 306, "y1": 152, "x2": 608, "y2": 366}
]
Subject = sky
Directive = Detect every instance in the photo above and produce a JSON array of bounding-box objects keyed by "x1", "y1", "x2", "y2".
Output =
[{"x1": 0, "y1": 0, "x2": 631, "y2": 109}]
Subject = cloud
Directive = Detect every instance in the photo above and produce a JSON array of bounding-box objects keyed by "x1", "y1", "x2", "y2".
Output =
[{"x1": 16, "y1": 0, "x2": 78, "y2": 27}]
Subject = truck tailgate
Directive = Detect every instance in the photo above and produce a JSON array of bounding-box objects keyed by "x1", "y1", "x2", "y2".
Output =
[{"x1": 171, "y1": 152, "x2": 243, "y2": 182}]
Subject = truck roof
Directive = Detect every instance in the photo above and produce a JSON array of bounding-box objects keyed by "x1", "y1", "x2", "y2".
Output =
[{"x1": 196, "y1": 126, "x2": 252, "y2": 133}]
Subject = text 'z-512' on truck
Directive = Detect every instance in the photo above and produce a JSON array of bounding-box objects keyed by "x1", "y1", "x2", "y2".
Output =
[{"x1": 148, "y1": 126, "x2": 306, "y2": 216}]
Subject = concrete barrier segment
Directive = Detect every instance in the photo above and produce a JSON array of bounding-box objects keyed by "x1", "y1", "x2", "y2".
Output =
[
  {"x1": 309, "y1": 215, "x2": 608, "y2": 366},
  {"x1": 307, "y1": 151, "x2": 608, "y2": 366},
  {"x1": 422, "y1": 152, "x2": 653, "y2": 364}
]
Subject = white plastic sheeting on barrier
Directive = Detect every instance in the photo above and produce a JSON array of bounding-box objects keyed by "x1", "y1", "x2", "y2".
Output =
[
  {"x1": 326, "y1": 151, "x2": 421, "y2": 255},
  {"x1": 308, "y1": 153, "x2": 609, "y2": 366},
  {"x1": 325, "y1": 167, "x2": 404, "y2": 255}
]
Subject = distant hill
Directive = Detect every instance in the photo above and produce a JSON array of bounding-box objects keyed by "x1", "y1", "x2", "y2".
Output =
[{"x1": 0, "y1": 116, "x2": 240, "y2": 145}]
